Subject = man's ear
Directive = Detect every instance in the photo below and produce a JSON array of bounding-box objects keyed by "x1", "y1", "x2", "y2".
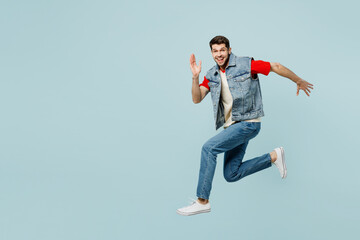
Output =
[{"x1": 229, "y1": 48, "x2": 232, "y2": 54}]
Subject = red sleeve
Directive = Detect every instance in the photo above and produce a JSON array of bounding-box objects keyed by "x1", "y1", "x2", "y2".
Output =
[
  {"x1": 199, "y1": 76, "x2": 210, "y2": 90},
  {"x1": 251, "y1": 60, "x2": 271, "y2": 76}
]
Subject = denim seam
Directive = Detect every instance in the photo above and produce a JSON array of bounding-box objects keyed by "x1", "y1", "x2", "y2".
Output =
[
  {"x1": 200, "y1": 144, "x2": 220, "y2": 199},
  {"x1": 200, "y1": 150, "x2": 213, "y2": 199}
]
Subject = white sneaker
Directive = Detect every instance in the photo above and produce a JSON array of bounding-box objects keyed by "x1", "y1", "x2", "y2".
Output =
[
  {"x1": 176, "y1": 199, "x2": 211, "y2": 216},
  {"x1": 273, "y1": 147, "x2": 287, "y2": 178}
]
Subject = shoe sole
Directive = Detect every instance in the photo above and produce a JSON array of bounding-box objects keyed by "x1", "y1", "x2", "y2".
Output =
[
  {"x1": 176, "y1": 209, "x2": 211, "y2": 216},
  {"x1": 280, "y1": 147, "x2": 287, "y2": 178}
]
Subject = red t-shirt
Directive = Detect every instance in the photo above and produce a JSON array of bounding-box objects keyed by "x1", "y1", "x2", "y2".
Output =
[{"x1": 199, "y1": 60, "x2": 271, "y2": 90}]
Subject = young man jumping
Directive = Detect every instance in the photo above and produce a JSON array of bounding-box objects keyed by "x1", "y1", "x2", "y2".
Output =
[{"x1": 176, "y1": 36, "x2": 314, "y2": 216}]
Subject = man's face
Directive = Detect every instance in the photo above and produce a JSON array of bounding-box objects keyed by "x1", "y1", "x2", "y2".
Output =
[{"x1": 211, "y1": 43, "x2": 231, "y2": 69}]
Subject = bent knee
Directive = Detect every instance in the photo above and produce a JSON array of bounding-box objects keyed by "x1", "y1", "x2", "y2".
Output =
[
  {"x1": 202, "y1": 142, "x2": 214, "y2": 153},
  {"x1": 223, "y1": 173, "x2": 237, "y2": 183},
  {"x1": 224, "y1": 177, "x2": 236, "y2": 183},
  {"x1": 224, "y1": 171, "x2": 245, "y2": 183}
]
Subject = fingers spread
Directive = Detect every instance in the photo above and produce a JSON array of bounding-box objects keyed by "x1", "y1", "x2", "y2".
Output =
[
  {"x1": 190, "y1": 54, "x2": 195, "y2": 63},
  {"x1": 304, "y1": 88, "x2": 310, "y2": 96}
]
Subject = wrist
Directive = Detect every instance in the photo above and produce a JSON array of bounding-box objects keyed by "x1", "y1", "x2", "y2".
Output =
[
  {"x1": 293, "y1": 77, "x2": 303, "y2": 84},
  {"x1": 192, "y1": 74, "x2": 199, "y2": 79}
]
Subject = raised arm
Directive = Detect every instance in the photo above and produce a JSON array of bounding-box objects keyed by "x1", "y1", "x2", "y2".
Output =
[
  {"x1": 190, "y1": 54, "x2": 209, "y2": 103},
  {"x1": 270, "y1": 62, "x2": 314, "y2": 96}
]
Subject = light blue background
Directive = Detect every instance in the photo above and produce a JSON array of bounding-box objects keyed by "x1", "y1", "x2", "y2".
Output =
[{"x1": 1, "y1": 0, "x2": 359, "y2": 239}]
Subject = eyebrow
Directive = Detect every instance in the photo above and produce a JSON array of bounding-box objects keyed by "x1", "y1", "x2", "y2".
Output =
[{"x1": 213, "y1": 48, "x2": 226, "y2": 51}]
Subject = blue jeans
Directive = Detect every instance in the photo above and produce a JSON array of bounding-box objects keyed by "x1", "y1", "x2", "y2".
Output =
[{"x1": 196, "y1": 121, "x2": 272, "y2": 199}]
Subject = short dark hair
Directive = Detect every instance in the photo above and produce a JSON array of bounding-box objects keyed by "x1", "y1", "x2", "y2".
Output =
[{"x1": 209, "y1": 36, "x2": 230, "y2": 50}]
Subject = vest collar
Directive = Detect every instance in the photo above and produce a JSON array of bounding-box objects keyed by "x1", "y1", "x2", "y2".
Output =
[{"x1": 227, "y1": 53, "x2": 236, "y2": 67}]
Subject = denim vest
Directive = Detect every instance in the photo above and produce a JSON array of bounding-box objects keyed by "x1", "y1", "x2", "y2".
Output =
[{"x1": 205, "y1": 53, "x2": 265, "y2": 130}]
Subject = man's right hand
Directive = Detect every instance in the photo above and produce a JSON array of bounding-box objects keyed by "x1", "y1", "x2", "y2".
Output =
[
  {"x1": 190, "y1": 54, "x2": 202, "y2": 78},
  {"x1": 190, "y1": 53, "x2": 208, "y2": 103}
]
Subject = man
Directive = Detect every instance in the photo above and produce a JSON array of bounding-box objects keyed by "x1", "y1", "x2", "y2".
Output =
[{"x1": 176, "y1": 36, "x2": 313, "y2": 216}]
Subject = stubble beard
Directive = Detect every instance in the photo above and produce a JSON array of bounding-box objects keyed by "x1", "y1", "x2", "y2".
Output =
[{"x1": 218, "y1": 54, "x2": 230, "y2": 70}]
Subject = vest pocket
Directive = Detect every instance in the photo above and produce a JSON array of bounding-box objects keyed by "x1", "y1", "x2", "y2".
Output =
[
  {"x1": 233, "y1": 75, "x2": 250, "y2": 82},
  {"x1": 232, "y1": 71, "x2": 250, "y2": 81},
  {"x1": 233, "y1": 76, "x2": 251, "y2": 94},
  {"x1": 232, "y1": 88, "x2": 255, "y2": 114}
]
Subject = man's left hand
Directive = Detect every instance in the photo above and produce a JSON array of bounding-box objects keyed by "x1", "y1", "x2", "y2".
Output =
[{"x1": 297, "y1": 79, "x2": 314, "y2": 96}]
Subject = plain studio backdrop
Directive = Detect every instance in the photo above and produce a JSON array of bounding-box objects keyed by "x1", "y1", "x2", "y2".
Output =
[{"x1": 1, "y1": 0, "x2": 359, "y2": 239}]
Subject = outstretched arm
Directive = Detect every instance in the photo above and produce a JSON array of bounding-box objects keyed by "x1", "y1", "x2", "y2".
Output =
[
  {"x1": 190, "y1": 54, "x2": 209, "y2": 103},
  {"x1": 270, "y1": 62, "x2": 314, "y2": 96}
]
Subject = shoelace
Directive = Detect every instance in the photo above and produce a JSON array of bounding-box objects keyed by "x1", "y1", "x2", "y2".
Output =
[{"x1": 188, "y1": 197, "x2": 198, "y2": 205}]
